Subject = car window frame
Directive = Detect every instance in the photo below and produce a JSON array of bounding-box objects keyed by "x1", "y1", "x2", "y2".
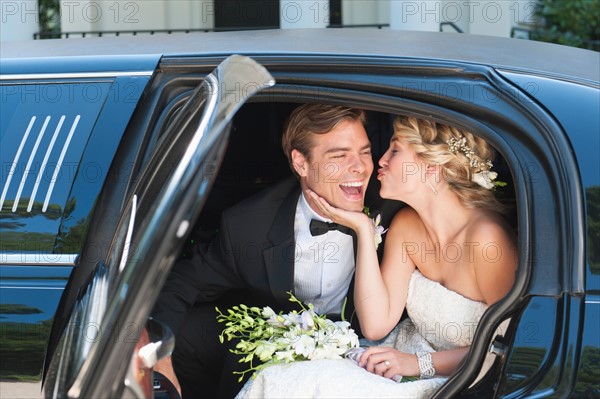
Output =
[{"x1": 148, "y1": 54, "x2": 582, "y2": 397}]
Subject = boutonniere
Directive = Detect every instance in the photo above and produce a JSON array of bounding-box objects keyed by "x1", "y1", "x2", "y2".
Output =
[{"x1": 363, "y1": 207, "x2": 388, "y2": 250}]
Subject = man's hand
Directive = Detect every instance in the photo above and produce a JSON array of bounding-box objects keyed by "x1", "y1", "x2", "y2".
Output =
[{"x1": 155, "y1": 355, "x2": 181, "y2": 398}]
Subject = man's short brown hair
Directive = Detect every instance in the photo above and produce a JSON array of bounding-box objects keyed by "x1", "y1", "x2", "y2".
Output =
[{"x1": 282, "y1": 104, "x2": 366, "y2": 174}]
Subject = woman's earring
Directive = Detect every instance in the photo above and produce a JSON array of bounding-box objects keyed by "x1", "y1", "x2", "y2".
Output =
[
  {"x1": 427, "y1": 180, "x2": 437, "y2": 195},
  {"x1": 425, "y1": 165, "x2": 438, "y2": 195}
]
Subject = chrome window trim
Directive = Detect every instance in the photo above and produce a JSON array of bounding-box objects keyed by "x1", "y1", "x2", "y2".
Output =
[
  {"x1": 0, "y1": 253, "x2": 78, "y2": 266},
  {"x1": 0, "y1": 71, "x2": 153, "y2": 80}
]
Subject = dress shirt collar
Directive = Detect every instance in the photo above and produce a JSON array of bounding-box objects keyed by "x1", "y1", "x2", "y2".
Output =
[{"x1": 299, "y1": 191, "x2": 330, "y2": 225}]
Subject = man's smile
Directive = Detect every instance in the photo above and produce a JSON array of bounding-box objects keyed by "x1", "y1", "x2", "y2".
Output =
[{"x1": 339, "y1": 181, "x2": 364, "y2": 199}]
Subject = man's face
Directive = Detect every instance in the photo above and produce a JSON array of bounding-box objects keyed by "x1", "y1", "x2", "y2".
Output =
[{"x1": 292, "y1": 119, "x2": 373, "y2": 214}]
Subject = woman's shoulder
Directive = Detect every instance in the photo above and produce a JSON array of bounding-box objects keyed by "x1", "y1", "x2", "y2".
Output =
[
  {"x1": 388, "y1": 207, "x2": 422, "y2": 236},
  {"x1": 390, "y1": 206, "x2": 420, "y2": 224},
  {"x1": 467, "y1": 210, "x2": 517, "y2": 304},
  {"x1": 465, "y1": 209, "x2": 515, "y2": 245}
]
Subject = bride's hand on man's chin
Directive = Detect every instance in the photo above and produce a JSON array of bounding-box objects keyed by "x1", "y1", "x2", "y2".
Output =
[{"x1": 305, "y1": 189, "x2": 369, "y2": 232}]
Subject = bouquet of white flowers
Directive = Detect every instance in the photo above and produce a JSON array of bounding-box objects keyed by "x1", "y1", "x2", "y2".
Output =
[{"x1": 216, "y1": 292, "x2": 360, "y2": 382}]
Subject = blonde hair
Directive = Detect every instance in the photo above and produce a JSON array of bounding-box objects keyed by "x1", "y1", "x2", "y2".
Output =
[
  {"x1": 282, "y1": 104, "x2": 366, "y2": 174},
  {"x1": 393, "y1": 116, "x2": 506, "y2": 213}
]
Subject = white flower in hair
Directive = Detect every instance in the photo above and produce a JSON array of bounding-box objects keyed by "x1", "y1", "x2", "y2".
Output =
[
  {"x1": 472, "y1": 170, "x2": 498, "y2": 190},
  {"x1": 447, "y1": 135, "x2": 501, "y2": 190}
]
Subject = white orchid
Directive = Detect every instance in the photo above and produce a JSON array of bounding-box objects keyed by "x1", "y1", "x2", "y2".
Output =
[
  {"x1": 333, "y1": 322, "x2": 360, "y2": 348},
  {"x1": 300, "y1": 309, "x2": 316, "y2": 330},
  {"x1": 293, "y1": 334, "x2": 317, "y2": 358},
  {"x1": 310, "y1": 346, "x2": 344, "y2": 360},
  {"x1": 261, "y1": 306, "x2": 276, "y2": 318},
  {"x1": 274, "y1": 350, "x2": 295, "y2": 363},
  {"x1": 255, "y1": 341, "x2": 278, "y2": 362}
]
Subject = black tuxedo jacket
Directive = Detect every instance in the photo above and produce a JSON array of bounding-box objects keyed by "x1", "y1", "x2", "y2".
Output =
[{"x1": 153, "y1": 177, "x2": 362, "y2": 336}]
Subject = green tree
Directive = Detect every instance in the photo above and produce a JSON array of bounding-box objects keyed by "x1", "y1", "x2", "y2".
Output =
[
  {"x1": 573, "y1": 346, "x2": 600, "y2": 398},
  {"x1": 535, "y1": 0, "x2": 600, "y2": 50},
  {"x1": 38, "y1": 0, "x2": 61, "y2": 39},
  {"x1": 586, "y1": 187, "x2": 600, "y2": 274}
]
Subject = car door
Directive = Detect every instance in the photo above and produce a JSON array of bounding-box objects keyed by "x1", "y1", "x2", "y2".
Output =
[
  {"x1": 42, "y1": 55, "x2": 274, "y2": 399},
  {"x1": 0, "y1": 59, "x2": 156, "y2": 397}
]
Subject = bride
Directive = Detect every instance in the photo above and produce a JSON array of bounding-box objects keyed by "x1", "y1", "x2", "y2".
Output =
[{"x1": 236, "y1": 116, "x2": 517, "y2": 398}]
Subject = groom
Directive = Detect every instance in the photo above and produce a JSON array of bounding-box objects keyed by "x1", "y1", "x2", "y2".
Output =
[{"x1": 152, "y1": 104, "x2": 376, "y2": 398}]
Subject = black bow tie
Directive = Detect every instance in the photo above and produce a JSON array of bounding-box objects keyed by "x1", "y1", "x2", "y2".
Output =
[{"x1": 309, "y1": 219, "x2": 353, "y2": 236}]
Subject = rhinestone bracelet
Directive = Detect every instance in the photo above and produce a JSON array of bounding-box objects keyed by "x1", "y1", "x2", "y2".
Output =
[{"x1": 416, "y1": 351, "x2": 435, "y2": 379}]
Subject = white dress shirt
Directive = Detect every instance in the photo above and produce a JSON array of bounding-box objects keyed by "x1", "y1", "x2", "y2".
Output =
[{"x1": 293, "y1": 193, "x2": 355, "y2": 315}]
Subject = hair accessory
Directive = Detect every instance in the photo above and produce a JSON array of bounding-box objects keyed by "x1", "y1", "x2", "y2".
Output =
[
  {"x1": 447, "y1": 136, "x2": 497, "y2": 189},
  {"x1": 416, "y1": 351, "x2": 435, "y2": 379}
]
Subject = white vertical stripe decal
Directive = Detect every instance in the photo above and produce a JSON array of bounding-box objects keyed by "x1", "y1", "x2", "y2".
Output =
[
  {"x1": 0, "y1": 116, "x2": 36, "y2": 211},
  {"x1": 28, "y1": 115, "x2": 66, "y2": 212},
  {"x1": 43, "y1": 115, "x2": 80, "y2": 212},
  {"x1": 13, "y1": 116, "x2": 51, "y2": 212}
]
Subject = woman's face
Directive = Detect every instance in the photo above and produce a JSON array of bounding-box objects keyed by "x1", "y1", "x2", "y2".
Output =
[{"x1": 377, "y1": 136, "x2": 428, "y2": 200}]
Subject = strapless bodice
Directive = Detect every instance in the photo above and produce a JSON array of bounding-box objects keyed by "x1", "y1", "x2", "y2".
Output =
[{"x1": 403, "y1": 270, "x2": 488, "y2": 351}]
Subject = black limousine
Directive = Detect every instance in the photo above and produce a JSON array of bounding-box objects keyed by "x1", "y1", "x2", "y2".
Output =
[{"x1": 0, "y1": 29, "x2": 598, "y2": 398}]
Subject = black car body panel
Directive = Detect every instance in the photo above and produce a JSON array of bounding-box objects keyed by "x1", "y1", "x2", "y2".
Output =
[
  {"x1": 493, "y1": 70, "x2": 600, "y2": 398},
  {"x1": 0, "y1": 29, "x2": 598, "y2": 398},
  {"x1": 1, "y1": 56, "x2": 158, "y2": 385}
]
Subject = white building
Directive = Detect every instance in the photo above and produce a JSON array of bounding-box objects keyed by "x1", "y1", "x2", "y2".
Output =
[{"x1": 1, "y1": 0, "x2": 538, "y2": 41}]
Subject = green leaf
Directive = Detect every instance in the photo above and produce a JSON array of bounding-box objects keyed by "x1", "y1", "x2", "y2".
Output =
[{"x1": 399, "y1": 376, "x2": 419, "y2": 383}]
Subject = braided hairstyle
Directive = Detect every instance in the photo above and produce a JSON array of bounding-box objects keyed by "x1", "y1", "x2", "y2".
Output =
[{"x1": 393, "y1": 116, "x2": 506, "y2": 213}]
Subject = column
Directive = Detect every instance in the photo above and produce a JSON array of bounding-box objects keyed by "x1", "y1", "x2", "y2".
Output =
[
  {"x1": 191, "y1": 0, "x2": 215, "y2": 30},
  {"x1": 342, "y1": 0, "x2": 389, "y2": 26}
]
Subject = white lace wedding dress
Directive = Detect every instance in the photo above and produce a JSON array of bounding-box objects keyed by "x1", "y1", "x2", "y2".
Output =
[{"x1": 235, "y1": 270, "x2": 488, "y2": 398}]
